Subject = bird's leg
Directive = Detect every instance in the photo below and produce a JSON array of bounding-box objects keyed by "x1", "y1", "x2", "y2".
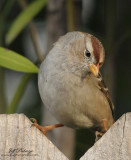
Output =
[
  {"x1": 102, "y1": 119, "x2": 108, "y2": 131},
  {"x1": 30, "y1": 118, "x2": 64, "y2": 135},
  {"x1": 95, "y1": 119, "x2": 108, "y2": 141},
  {"x1": 95, "y1": 119, "x2": 109, "y2": 141}
]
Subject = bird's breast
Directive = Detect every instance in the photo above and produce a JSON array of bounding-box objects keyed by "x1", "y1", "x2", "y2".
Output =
[{"x1": 38, "y1": 65, "x2": 113, "y2": 130}]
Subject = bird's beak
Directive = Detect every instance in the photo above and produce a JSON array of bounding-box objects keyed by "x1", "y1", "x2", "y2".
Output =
[{"x1": 89, "y1": 64, "x2": 99, "y2": 77}]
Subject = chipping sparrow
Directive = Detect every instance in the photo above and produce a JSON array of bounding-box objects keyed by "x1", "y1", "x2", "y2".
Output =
[{"x1": 37, "y1": 31, "x2": 114, "y2": 138}]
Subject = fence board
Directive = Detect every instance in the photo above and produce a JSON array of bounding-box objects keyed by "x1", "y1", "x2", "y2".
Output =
[
  {"x1": 0, "y1": 114, "x2": 68, "y2": 160},
  {"x1": 80, "y1": 113, "x2": 131, "y2": 160},
  {"x1": 0, "y1": 113, "x2": 131, "y2": 160}
]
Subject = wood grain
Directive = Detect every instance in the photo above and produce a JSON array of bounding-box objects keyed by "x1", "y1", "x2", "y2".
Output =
[
  {"x1": 80, "y1": 113, "x2": 131, "y2": 160},
  {"x1": 0, "y1": 114, "x2": 68, "y2": 160},
  {"x1": 0, "y1": 113, "x2": 131, "y2": 160}
]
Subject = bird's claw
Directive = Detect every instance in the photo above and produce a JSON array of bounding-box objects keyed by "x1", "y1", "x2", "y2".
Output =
[
  {"x1": 30, "y1": 118, "x2": 38, "y2": 127},
  {"x1": 95, "y1": 131, "x2": 104, "y2": 141},
  {"x1": 30, "y1": 118, "x2": 47, "y2": 135}
]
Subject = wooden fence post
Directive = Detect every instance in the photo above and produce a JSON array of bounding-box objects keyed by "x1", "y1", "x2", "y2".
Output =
[
  {"x1": 80, "y1": 113, "x2": 131, "y2": 160},
  {"x1": 0, "y1": 114, "x2": 68, "y2": 160},
  {"x1": 0, "y1": 113, "x2": 131, "y2": 160}
]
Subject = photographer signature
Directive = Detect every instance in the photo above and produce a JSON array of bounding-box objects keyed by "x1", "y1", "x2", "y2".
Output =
[{"x1": 1, "y1": 148, "x2": 38, "y2": 157}]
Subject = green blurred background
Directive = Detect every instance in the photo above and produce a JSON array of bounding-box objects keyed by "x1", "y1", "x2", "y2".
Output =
[{"x1": 0, "y1": 0, "x2": 131, "y2": 159}]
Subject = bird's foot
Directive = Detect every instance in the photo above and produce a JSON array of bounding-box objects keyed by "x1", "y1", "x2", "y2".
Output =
[
  {"x1": 95, "y1": 131, "x2": 104, "y2": 141},
  {"x1": 30, "y1": 118, "x2": 64, "y2": 135},
  {"x1": 95, "y1": 119, "x2": 108, "y2": 141}
]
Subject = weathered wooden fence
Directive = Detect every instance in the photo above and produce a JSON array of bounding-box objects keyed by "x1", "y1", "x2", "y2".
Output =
[{"x1": 0, "y1": 113, "x2": 131, "y2": 160}]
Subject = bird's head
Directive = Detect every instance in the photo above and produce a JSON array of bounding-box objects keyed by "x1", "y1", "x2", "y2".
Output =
[
  {"x1": 54, "y1": 31, "x2": 105, "y2": 77},
  {"x1": 83, "y1": 32, "x2": 105, "y2": 77}
]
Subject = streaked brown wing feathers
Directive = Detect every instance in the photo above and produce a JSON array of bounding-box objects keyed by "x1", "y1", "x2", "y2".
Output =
[{"x1": 97, "y1": 73, "x2": 114, "y2": 117}]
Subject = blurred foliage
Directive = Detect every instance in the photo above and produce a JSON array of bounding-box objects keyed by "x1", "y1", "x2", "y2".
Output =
[
  {"x1": 6, "y1": 74, "x2": 32, "y2": 113},
  {"x1": 0, "y1": 0, "x2": 131, "y2": 160},
  {"x1": 0, "y1": 0, "x2": 47, "y2": 114},
  {"x1": 6, "y1": 0, "x2": 48, "y2": 45},
  {"x1": 0, "y1": 47, "x2": 38, "y2": 73}
]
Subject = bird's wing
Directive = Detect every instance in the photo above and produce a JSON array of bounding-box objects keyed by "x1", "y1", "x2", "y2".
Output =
[{"x1": 96, "y1": 73, "x2": 115, "y2": 117}]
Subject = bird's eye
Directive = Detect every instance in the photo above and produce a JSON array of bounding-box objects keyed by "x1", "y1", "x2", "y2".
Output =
[{"x1": 84, "y1": 50, "x2": 91, "y2": 57}]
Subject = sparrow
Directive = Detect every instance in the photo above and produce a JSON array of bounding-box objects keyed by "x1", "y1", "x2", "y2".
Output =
[{"x1": 32, "y1": 31, "x2": 114, "y2": 140}]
